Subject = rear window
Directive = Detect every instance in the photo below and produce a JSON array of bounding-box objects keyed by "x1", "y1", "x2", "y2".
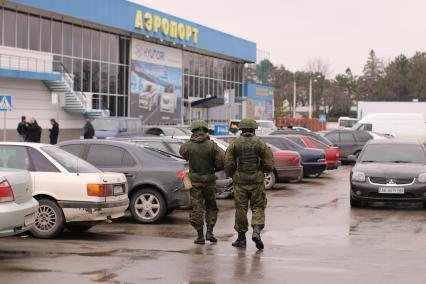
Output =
[
  {"x1": 286, "y1": 136, "x2": 306, "y2": 147},
  {"x1": 359, "y1": 144, "x2": 426, "y2": 164},
  {"x1": 42, "y1": 146, "x2": 101, "y2": 173}
]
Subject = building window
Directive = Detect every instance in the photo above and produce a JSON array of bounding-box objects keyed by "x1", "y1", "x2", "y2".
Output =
[
  {"x1": 82, "y1": 60, "x2": 91, "y2": 92},
  {"x1": 72, "y1": 25, "x2": 82, "y2": 58},
  {"x1": 29, "y1": 15, "x2": 40, "y2": 51},
  {"x1": 92, "y1": 61, "x2": 100, "y2": 93},
  {"x1": 4, "y1": 9, "x2": 16, "y2": 47},
  {"x1": 16, "y1": 12, "x2": 28, "y2": 49},
  {"x1": 51, "y1": 20, "x2": 62, "y2": 54},
  {"x1": 63, "y1": 23, "x2": 72, "y2": 56},
  {"x1": 41, "y1": 18, "x2": 51, "y2": 52}
]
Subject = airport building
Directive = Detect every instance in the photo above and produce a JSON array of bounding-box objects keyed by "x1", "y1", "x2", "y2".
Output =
[{"x1": 0, "y1": 0, "x2": 265, "y2": 140}]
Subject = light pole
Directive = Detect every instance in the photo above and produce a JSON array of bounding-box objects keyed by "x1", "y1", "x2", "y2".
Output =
[
  {"x1": 308, "y1": 74, "x2": 322, "y2": 119},
  {"x1": 293, "y1": 73, "x2": 296, "y2": 118}
]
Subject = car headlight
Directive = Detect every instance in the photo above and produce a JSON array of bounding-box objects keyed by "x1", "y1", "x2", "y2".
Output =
[
  {"x1": 418, "y1": 173, "x2": 426, "y2": 183},
  {"x1": 352, "y1": 171, "x2": 366, "y2": 182}
]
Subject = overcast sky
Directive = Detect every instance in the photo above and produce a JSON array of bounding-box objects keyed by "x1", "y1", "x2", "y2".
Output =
[{"x1": 131, "y1": 0, "x2": 426, "y2": 77}]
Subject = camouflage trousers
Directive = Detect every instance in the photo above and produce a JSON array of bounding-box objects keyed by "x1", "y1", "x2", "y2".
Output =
[
  {"x1": 190, "y1": 182, "x2": 218, "y2": 229},
  {"x1": 234, "y1": 183, "x2": 267, "y2": 233}
]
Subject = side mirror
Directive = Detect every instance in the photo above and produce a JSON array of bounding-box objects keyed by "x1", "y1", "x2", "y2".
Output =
[{"x1": 347, "y1": 155, "x2": 357, "y2": 162}]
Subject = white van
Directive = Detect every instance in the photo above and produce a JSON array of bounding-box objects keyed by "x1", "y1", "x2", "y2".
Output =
[{"x1": 352, "y1": 113, "x2": 426, "y2": 142}]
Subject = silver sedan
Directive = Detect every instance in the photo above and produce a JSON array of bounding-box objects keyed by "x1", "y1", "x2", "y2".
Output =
[{"x1": 0, "y1": 168, "x2": 39, "y2": 237}]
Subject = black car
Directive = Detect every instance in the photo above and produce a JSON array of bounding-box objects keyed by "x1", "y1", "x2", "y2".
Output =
[
  {"x1": 317, "y1": 129, "x2": 372, "y2": 161},
  {"x1": 261, "y1": 136, "x2": 327, "y2": 177},
  {"x1": 350, "y1": 139, "x2": 426, "y2": 207},
  {"x1": 114, "y1": 136, "x2": 233, "y2": 198},
  {"x1": 58, "y1": 140, "x2": 190, "y2": 223},
  {"x1": 270, "y1": 130, "x2": 334, "y2": 147}
]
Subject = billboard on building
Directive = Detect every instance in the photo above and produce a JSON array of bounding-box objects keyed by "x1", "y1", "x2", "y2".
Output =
[
  {"x1": 244, "y1": 83, "x2": 274, "y2": 121},
  {"x1": 130, "y1": 39, "x2": 182, "y2": 124}
]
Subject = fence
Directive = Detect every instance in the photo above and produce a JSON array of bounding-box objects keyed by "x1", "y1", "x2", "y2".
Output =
[{"x1": 276, "y1": 117, "x2": 326, "y2": 132}]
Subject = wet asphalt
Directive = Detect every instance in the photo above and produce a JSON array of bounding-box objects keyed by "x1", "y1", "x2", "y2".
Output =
[{"x1": 2, "y1": 166, "x2": 426, "y2": 283}]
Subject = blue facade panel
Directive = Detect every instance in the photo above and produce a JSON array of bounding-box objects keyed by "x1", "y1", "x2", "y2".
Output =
[
  {"x1": 8, "y1": 0, "x2": 257, "y2": 62},
  {"x1": 0, "y1": 69, "x2": 62, "y2": 81}
]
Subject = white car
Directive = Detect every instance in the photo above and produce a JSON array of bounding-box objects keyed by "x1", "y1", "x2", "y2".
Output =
[
  {"x1": 0, "y1": 143, "x2": 129, "y2": 238},
  {"x1": 160, "y1": 84, "x2": 177, "y2": 113},
  {"x1": 0, "y1": 168, "x2": 39, "y2": 237}
]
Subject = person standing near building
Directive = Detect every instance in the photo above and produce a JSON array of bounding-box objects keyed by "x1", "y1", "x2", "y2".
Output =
[
  {"x1": 179, "y1": 120, "x2": 224, "y2": 245},
  {"x1": 17, "y1": 116, "x2": 27, "y2": 142},
  {"x1": 49, "y1": 118, "x2": 59, "y2": 145},
  {"x1": 83, "y1": 119, "x2": 95, "y2": 139},
  {"x1": 25, "y1": 118, "x2": 42, "y2": 143},
  {"x1": 224, "y1": 118, "x2": 274, "y2": 250}
]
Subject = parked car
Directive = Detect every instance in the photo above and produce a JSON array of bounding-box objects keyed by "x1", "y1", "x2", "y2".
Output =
[
  {"x1": 266, "y1": 144, "x2": 304, "y2": 187},
  {"x1": 270, "y1": 130, "x2": 334, "y2": 147},
  {"x1": 160, "y1": 84, "x2": 177, "y2": 113},
  {"x1": 229, "y1": 120, "x2": 277, "y2": 136},
  {"x1": 352, "y1": 113, "x2": 426, "y2": 142},
  {"x1": 0, "y1": 168, "x2": 39, "y2": 237},
  {"x1": 142, "y1": 126, "x2": 191, "y2": 137},
  {"x1": 139, "y1": 85, "x2": 158, "y2": 111},
  {"x1": 338, "y1": 117, "x2": 358, "y2": 128},
  {"x1": 349, "y1": 139, "x2": 426, "y2": 207},
  {"x1": 0, "y1": 143, "x2": 129, "y2": 238},
  {"x1": 285, "y1": 135, "x2": 340, "y2": 170},
  {"x1": 113, "y1": 136, "x2": 233, "y2": 198},
  {"x1": 58, "y1": 140, "x2": 190, "y2": 223},
  {"x1": 317, "y1": 129, "x2": 373, "y2": 161},
  {"x1": 92, "y1": 117, "x2": 143, "y2": 139},
  {"x1": 261, "y1": 136, "x2": 327, "y2": 177}
]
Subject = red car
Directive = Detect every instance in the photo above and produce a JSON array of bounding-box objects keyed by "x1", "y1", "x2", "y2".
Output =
[
  {"x1": 215, "y1": 136, "x2": 304, "y2": 189},
  {"x1": 265, "y1": 144, "x2": 304, "y2": 189},
  {"x1": 285, "y1": 135, "x2": 340, "y2": 170}
]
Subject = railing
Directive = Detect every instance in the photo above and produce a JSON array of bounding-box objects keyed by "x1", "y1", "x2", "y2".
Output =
[{"x1": 0, "y1": 53, "x2": 55, "y2": 73}]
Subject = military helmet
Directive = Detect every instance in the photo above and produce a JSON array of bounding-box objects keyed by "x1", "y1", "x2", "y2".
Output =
[
  {"x1": 190, "y1": 120, "x2": 208, "y2": 132},
  {"x1": 239, "y1": 118, "x2": 258, "y2": 129}
]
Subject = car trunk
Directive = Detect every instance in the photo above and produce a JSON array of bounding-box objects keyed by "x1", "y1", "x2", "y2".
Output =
[
  {"x1": 1, "y1": 169, "x2": 32, "y2": 205},
  {"x1": 98, "y1": 172, "x2": 128, "y2": 202}
]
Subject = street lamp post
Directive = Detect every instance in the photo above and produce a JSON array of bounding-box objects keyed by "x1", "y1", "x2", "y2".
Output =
[
  {"x1": 308, "y1": 74, "x2": 322, "y2": 119},
  {"x1": 293, "y1": 73, "x2": 296, "y2": 118}
]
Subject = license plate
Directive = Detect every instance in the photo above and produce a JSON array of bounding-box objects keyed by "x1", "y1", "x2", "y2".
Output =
[
  {"x1": 378, "y1": 187, "x2": 405, "y2": 194},
  {"x1": 24, "y1": 213, "x2": 35, "y2": 227},
  {"x1": 113, "y1": 185, "x2": 124, "y2": 195}
]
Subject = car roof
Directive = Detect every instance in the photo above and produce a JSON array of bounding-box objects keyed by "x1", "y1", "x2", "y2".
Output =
[
  {"x1": 367, "y1": 138, "x2": 422, "y2": 145},
  {"x1": 113, "y1": 137, "x2": 183, "y2": 142},
  {"x1": 0, "y1": 142, "x2": 51, "y2": 148},
  {"x1": 58, "y1": 139, "x2": 141, "y2": 148}
]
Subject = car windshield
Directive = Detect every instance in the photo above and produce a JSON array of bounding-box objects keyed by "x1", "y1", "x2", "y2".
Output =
[
  {"x1": 92, "y1": 119, "x2": 120, "y2": 131},
  {"x1": 359, "y1": 144, "x2": 426, "y2": 164},
  {"x1": 339, "y1": 119, "x2": 358, "y2": 127},
  {"x1": 41, "y1": 146, "x2": 101, "y2": 173},
  {"x1": 162, "y1": 128, "x2": 190, "y2": 136}
]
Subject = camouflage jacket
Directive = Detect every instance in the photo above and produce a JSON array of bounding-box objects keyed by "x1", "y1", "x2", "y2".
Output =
[
  {"x1": 224, "y1": 133, "x2": 274, "y2": 184},
  {"x1": 179, "y1": 131, "x2": 224, "y2": 183}
]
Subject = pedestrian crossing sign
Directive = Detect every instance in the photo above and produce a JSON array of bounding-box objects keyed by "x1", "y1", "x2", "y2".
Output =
[{"x1": 0, "y1": 96, "x2": 12, "y2": 112}]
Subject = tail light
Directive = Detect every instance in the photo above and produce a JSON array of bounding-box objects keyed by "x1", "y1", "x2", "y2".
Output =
[
  {"x1": 176, "y1": 168, "x2": 188, "y2": 180},
  {"x1": 292, "y1": 156, "x2": 300, "y2": 165},
  {"x1": 87, "y1": 184, "x2": 114, "y2": 197},
  {"x1": 318, "y1": 158, "x2": 326, "y2": 163},
  {"x1": 0, "y1": 179, "x2": 14, "y2": 203}
]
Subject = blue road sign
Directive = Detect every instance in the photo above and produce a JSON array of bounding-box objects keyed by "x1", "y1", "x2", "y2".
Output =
[
  {"x1": 0, "y1": 96, "x2": 12, "y2": 112},
  {"x1": 319, "y1": 114, "x2": 326, "y2": 122}
]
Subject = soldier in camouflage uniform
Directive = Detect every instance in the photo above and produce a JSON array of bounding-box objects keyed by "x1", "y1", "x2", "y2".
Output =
[
  {"x1": 224, "y1": 118, "x2": 274, "y2": 250},
  {"x1": 179, "y1": 120, "x2": 224, "y2": 244}
]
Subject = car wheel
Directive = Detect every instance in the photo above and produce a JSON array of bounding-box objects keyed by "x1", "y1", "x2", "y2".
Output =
[
  {"x1": 350, "y1": 195, "x2": 362, "y2": 208},
  {"x1": 66, "y1": 224, "x2": 93, "y2": 233},
  {"x1": 264, "y1": 172, "x2": 276, "y2": 190},
  {"x1": 30, "y1": 198, "x2": 65, "y2": 239},
  {"x1": 130, "y1": 188, "x2": 167, "y2": 223}
]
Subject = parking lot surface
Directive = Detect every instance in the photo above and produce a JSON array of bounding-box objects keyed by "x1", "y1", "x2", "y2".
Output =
[{"x1": 2, "y1": 166, "x2": 426, "y2": 283}]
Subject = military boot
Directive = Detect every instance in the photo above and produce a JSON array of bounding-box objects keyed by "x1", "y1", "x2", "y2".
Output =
[
  {"x1": 232, "y1": 232, "x2": 246, "y2": 248},
  {"x1": 194, "y1": 227, "x2": 205, "y2": 244},
  {"x1": 252, "y1": 225, "x2": 264, "y2": 250},
  {"x1": 206, "y1": 224, "x2": 217, "y2": 243}
]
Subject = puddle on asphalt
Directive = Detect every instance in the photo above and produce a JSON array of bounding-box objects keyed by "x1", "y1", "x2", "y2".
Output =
[{"x1": 81, "y1": 269, "x2": 117, "y2": 282}]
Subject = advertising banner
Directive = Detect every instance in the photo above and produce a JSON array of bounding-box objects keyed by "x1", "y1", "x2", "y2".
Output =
[
  {"x1": 130, "y1": 39, "x2": 182, "y2": 124},
  {"x1": 244, "y1": 83, "x2": 274, "y2": 121}
]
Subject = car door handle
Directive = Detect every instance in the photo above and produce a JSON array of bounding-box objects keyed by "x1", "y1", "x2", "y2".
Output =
[{"x1": 123, "y1": 173, "x2": 134, "y2": 178}]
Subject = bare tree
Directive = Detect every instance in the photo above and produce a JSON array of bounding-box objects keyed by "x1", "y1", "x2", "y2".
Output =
[{"x1": 306, "y1": 58, "x2": 332, "y2": 78}]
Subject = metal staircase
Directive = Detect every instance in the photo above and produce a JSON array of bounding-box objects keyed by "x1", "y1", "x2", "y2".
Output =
[{"x1": 43, "y1": 63, "x2": 110, "y2": 118}]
